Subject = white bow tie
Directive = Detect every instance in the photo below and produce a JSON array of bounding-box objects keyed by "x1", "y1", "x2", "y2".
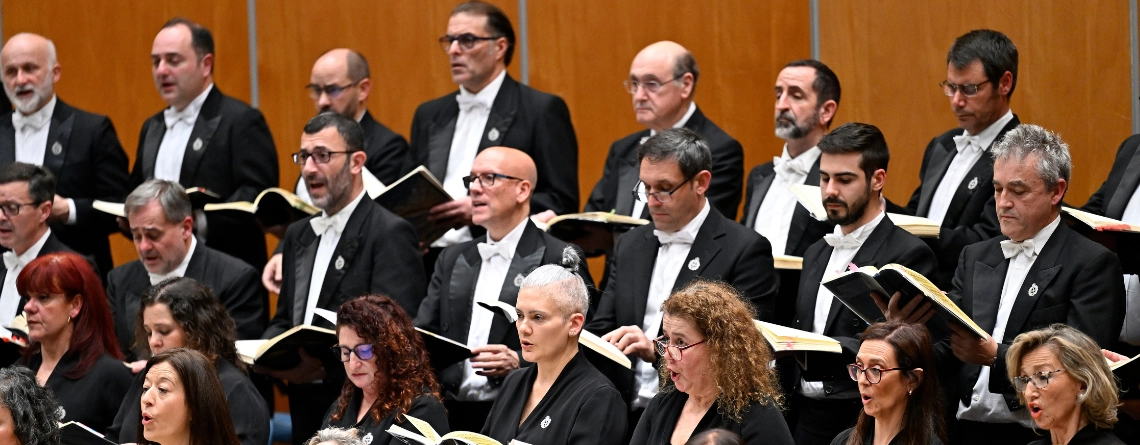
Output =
[
  {"x1": 163, "y1": 107, "x2": 197, "y2": 129},
  {"x1": 478, "y1": 242, "x2": 512, "y2": 261},
  {"x1": 823, "y1": 233, "x2": 861, "y2": 249},
  {"x1": 309, "y1": 214, "x2": 338, "y2": 237},
  {"x1": 773, "y1": 156, "x2": 808, "y2": 178},
  {"x1": 2, "y1": 251, "x2": 22, "y2": 271},
  {"x1": 654, "y1": 230, "x2": 695, "y2": 246},
  {"x1": 952, "y1": 134, "x2": 983, "y2": 154},
  {"x1": 1000, "y1": 239, "x2": 1036, "y2": 259},
  {"x1": 12, "y1": 112, "x2": 48, "y2": 133},
  {"x1": 456, "y1": 94, "x2": 491, "y2": 113}
]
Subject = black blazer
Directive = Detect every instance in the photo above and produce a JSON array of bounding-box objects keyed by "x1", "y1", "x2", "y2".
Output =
[
  {"x1": 106, "y1": 241, "x2": 267, "y2": 357},
  {"x1": 266, "y1": 198, "x2": 425, "y2": 338},
  {"x1": 292, "y1": 110, "x2": 409, "y2": 189},
  {"x1": 132, "y1": 87, "x2": 279, "y2": 270},
  {"x1": 630, "y1": 389, "x2": 792, "y2": 445},
  {"x1": 1027, "y1": 424, "x2": 1125, "y2": 445},
  {"x1": 584, "y1": 106, "x2": 744, "y2": 220},
  {"x1": 407, "y1": 74, "x2": 578, "y2": 216},
  {"x1": 896, "y1": 116, "x2": 1019, "y2": 287},
  {"x1": 322, "y1": 392, "x2": 448, "y2": 445},
  {"x1": 413, "y1": 220, "x2": 593, "y2": 397},
  {"x1": 793, "y1": 216, "x2": 938, "y2": 393},
  {"x1": 25, "y1": 351, "x2": 133, "y2": 435},
  {"x1": 944, "y1": 222, "x2": 1125, "y2": 411},
  {"x1": 0, "y1": 99, "x2": 131, "y2": 275},
  {"x1": 1083, "y1": 134, "x2": 1140, "y2": 219}
]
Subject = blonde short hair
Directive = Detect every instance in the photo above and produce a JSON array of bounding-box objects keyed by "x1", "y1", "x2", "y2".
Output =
[{"x1": 1006, "y1": 324, "x2": 1118, "y2": 429}]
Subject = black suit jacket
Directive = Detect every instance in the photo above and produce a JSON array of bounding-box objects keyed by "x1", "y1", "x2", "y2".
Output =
[
  {"x1": 945, "y1": 222, "x2": 1125, "y2": 412},
  {"x1": 407, "y1": 74, "x2": 578, "y2": 215},
  {"x1": 132, "y1": 87, "x2": 278, "y2": 270},
  {"x1": 106, "y1": 241, "x2": 267, "y2": 358},
  {"x1": 413, "y1": 220, "x2": 593, "y2": 398},
  {"x1": 896, "y1": 116, "x2": 1019, "y2": 287},
  {"x1": 265, "y1": 198, "x2": 425, "y2": 338},
  {"x1": 1083, "y1": 134, "x2": 1140, "y2": 219},
  {"x1": 793, "y1": 216, "x2": 937, "y2": 394},
  {"x1": 585, "y1": 106, "x2": 744, "y2": 219},
  {"x1": 0, "y1": 99, "x2": 130, "y2": 275}
]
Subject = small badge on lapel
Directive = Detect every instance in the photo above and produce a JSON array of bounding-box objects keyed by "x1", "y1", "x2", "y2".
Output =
[
  {"x1": 688, "y1": 257, "x2": 700, "y2": 271},
  {"x1": 1028, "y1": 283, "x2": 1039, "y2": 296},
  {"x1": 50, "y1": 141, "x2": 62, "y2": 155},
  {"x1": 540, "y1": 415, "x2": 551, "y2": 429},
  {"x1": 967, "y1": 177, "x2": 978, "y2": 190},
  {"x1": 334, "y1": 255, "x2": 345, "y2": 270},
  {"x1": 514, "y1": 273, "x2": 524, "y2": 287},
  {"x1": 488, "y1": 127, "x2": 500, "y2": 142},
  {"x1": 639, "y1": 136, "x2": 650, "y2": 145},
  {"x1": 192, "y1": 137, "x2": 203, "y2": 151},
  {"x1": 362, "y1": 433, "x2": 373, "y2": 444}
]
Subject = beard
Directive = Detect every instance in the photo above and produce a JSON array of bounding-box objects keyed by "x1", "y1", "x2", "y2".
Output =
[
  {"x1": 4, "y1": 82, "x2": 51, "y2": 114},
  {"x1": 824, "y1": 191, "x2": 871, "y2": 226},
  {"x1": 774, "y1": 108, "x2": 818, "y2": 140},
  {"x1": 308, "y1": 159, "x2": 354, "y2": 211}
]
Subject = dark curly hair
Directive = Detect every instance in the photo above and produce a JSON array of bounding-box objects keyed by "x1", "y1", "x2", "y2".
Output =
[
  {"x1": 330, "y1": 295, "x2": 441, "y2": 424},
  {"x1": 133, "y1": 277, "x2": 243, "y2": 371},
  {"x1": 0, "y1": 366, "x2": 60, "y2": 445},
  {"x1": 137, "y1": 348, "x2": 240, "y2": 445}
]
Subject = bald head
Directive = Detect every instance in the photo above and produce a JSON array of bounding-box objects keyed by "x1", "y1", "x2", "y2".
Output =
[
  {"x1": 485, "y1": 146, "x2": 537, "y2": 184},
  {"x1": 309, "y1": 48, "x2": 371, "y2": 119},
  {"x1": 470, "y1": 147, "x2": 537, "y2": 239},
  {"x1": 2, "y1": 33, "x2": 60, "y2": 114},
  {"x1": 629, "y1": 41, "x2": 698, "y2": 131}
]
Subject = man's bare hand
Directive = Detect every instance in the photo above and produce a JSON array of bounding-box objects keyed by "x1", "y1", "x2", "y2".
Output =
[
  {"x1": 48, "y1": 195, "x2": 69, "y2": 224},
  {"x1": 873, "y1": 291, "x2": 935, "y2": 324},
  {"x1": 949, "y1": 321, "x2": 997, "y2": 366},
  {"x1": 531, "y1": 210, "x2": 557, "y2": 224},
  {"x1": 128, "y1": 359, "x2": 147, "y2": 375},
  {"x1": 428, "y1": 197, "x2": 473, "y2": 230},
  {"x1": 262, "y1": 253, "x2": 283, "y2": 294},
  {"x1": 255, "y1": 347, "x2": 326, "y2": 384},
  {"x1": 1104, "y1": 349, "x2": 1129, "y2": 363},
  {"x1": 471, "y1": 344, "x2": 521, "y2": 377},
  {"x1": 602, "y1": 325, "x2": 655, "y2": 362}
]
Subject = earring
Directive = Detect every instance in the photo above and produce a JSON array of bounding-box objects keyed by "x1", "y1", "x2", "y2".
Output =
[
  {"x1": 67, "y1": 316, "x2": 71, "y2": 323},
  {"x1": 908, "y1": 390, "x2": 913, "y2": 396}
]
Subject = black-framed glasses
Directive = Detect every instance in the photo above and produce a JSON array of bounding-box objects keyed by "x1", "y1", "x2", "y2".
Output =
[
  {"x1": 939, "y1": 80, "x2": 989, "y2": 97},
  {"x1": 653, "y1": 335, "x2": 706, "y2": 361},
  {"x1": 623, "y1": 76, "x2": 679, "y2": 94},
  {"x1": 1012, "y1": 369, "x2": 1066, "y2": 392},
  {"x1": 305, "y1": 79, "x2": 363, "y2": 100},
  {"x1": 847, "y1": 363, "x2": 907, "y2": 384},
  {"x1": 0, "y1": 201, "x2": 39, "y2": 218},
  {"x1": 462, "y1": 172, "x2": 524, "y2": 189},
  {"x1": 292, "y1": 150, "x2": 353, "y2": 165},
  {"x1": 633, "y1": 177, "x2": 692, "y2": 203},
  {"x1": 438, "y1": 33, "x2": 501, "y2": 52},
  {"x1": 331, "y1": 344, "x2": 375, "y2": 362}
]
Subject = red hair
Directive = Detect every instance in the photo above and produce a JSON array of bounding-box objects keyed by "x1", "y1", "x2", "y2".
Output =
[{"x1": 18, "y1": 252, "x2": 123, "y2": 378}]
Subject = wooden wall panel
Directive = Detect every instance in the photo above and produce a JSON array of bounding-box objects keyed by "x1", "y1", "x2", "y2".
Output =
[
  {"x1": 819, "y1": 0, "x2": 1133, "y2": 206},
  {"x1": 2, "y1": 0, "x2": 253, "y2": 267}
]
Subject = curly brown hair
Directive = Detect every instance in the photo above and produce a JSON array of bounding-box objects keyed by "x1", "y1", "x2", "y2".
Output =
[
  {"x1": 659, "y1": 279, "x2": 783, "y2": 421},
  {"x1": 330, "y1": 295, "x2": 442, "y2": 424},
  {"x1": 133, "y1": 278, "x2": 243, "y2": 371}
]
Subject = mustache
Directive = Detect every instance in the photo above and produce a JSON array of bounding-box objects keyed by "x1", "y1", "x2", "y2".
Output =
[
  {"x1": 775, "y1": 110, "x2": 796, "y2": 124},
  {"x1": 823, "y1": 196, "x2": 846, "y2": 207}
]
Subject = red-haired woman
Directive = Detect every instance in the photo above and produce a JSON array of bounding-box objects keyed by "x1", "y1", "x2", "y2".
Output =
[
  {"x1": 321, "y1": 295, "x2": 448, "y2": 444},
  {"x1": 18, "y1": 252, "x2": 132, "y2": 434}
]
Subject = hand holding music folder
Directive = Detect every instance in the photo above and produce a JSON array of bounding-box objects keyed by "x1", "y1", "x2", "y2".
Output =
[
  {"x1": 203, "y1": 187, "x2": 319, "y2": 231},
  {"x1": 416, "y1": 327, "x2": 476, "y2": 371},
  {"x1": 387, "y1": 414, "x2": 532, "y2": 445},
  {"x1": 369, "y1": 166, "x2": 454, "y2": 245},
  {"x1": 235, "y1": 325, "x2": 336, "y2": 370},
  {"x1": 1061, "y1": 206, "x2": 1140, "y2": 274},
  {"x1": 534, "y1": 211, "x2": 649, "y2": 257}
]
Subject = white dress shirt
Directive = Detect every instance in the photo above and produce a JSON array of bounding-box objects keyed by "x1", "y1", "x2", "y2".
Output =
[
  {"x1": 800, "y1": 209, "x2": 885, "y2": 399},
  {"x1": 147, "y1": 236, "x2": 197, "y2": 285},
  {"x1": 12, "y1": 95, "x2": 76, "y2": 224},
  {"x1": 0, "y1": 228, "x2": 51, "y2": 337},
  {"x1": 957, "y1": 216, "x2": 1060, "y2": 425},
  {"x1": 631, "y1": 102, "x2": 699, "y2": 219},
  {"x1": 432, "y1": 71, "x2": 508, "y2": 249},
  {"x1": 753, "y1": 145, "x2": 821, "y2": 255},
  {"x1": 457, "y1": 217, "x2": 528, "y2": 401},
  {"x1": 632, "y1": 198, "x2": 710, "y2": 409},
  {"x1": 303, "y1": 189, "x2": 367, "y2": 326},
  {"x1": 155, "y1": 84, "x2": 213, "y2": 182},
  {"x1": 927, "y1": 110, "x2": 1014, "y2": 225}
]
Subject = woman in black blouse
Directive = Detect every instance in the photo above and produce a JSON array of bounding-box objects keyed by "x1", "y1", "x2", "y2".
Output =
[
  {"x1": 630, "y1": 279, "x2": 793, "y2": 445},
  {"x1": 18, "y1": 252, "x2": 131, "y2": 434}
]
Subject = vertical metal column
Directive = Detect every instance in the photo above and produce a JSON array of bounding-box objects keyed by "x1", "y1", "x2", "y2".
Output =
[
  {"x1": 1131, "y1": 0, "x2": 1139, "y2": 134},
  {"x1": 518, "y1": 0, "x2": 529, "y2": 85},
  {"x1": 248, "y1": 0, "x2": 260, "y2": 108},
  {"x1": 810, "y1": 0, "x2": 820, "y2": 60}
]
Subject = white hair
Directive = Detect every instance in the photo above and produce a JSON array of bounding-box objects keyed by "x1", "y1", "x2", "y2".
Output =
[{"x1": 520, "y1": 247, "x2": 589, "y2": 317}]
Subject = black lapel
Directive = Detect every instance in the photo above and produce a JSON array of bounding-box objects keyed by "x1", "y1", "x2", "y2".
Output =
[
  {"x1": 783, "y1": 158, "x2": 823, "y2": 252},
  {"x1": 488, "y1": 223, "x2": 547, "y2": 344},
  {"x1": 798, "y1": 243, "x2": 833, "y2": 331},
  {"x1": 823, "y1": 217, "x2": 892, "y2": 333},
  {"x1": 0, "y1": 114, "x2": 14, "y2": 166},
  {"x1": 614, "y1": 134, "x2": 648, "y2": 216},
  {"x1": 1108, "y1": 146, "x2": 1140, "y2": 218},
  {"x1": 478, "y1": 75, "x2": 519, "y2": 152},
  {"x1": 140, "y1": 117, "x2": 166, "y2": 179},
  {"x1": 177, "y1": 88, "x2": 224, "y2": 185},
  {"x1": 43, "y1": 100, "x2": 73, "y2": 175},
  {"x1": 971, "y1": 247, "x2": 1009, "y2": 334},
  {"x1": 916, "y1": 136, "x2": 957, "y2": 216},
  {"x1": 292, "y1": 228, "x2": 319, "y2": 326},
  {"x1": 183, "y1": 240, "x2": 206, "y2": 277},
  {"x1": 671, "y1": 208, "x2": 725, "y2": 292},
  {"x1": 940, "y1": 152, "x2": 991, "y2": 226},
  {"x1": 314, "y1": 203, "x2": 371, "y2": 310},
  {"x1": 742, "y1": 167, "x2": 775, "y2": 228},
  {"x1": 448, "y1": 245, "x2": 482, "y2": 341},
  {"x1": 1002, "y1": 227, "x2": 1066, "y2": 336},
  {"x1": 426, "y1": 97, "x2": 458, "y2": 181},
  {"x1": 631, "y1": 228, "x2": 661, "y2": 324}
]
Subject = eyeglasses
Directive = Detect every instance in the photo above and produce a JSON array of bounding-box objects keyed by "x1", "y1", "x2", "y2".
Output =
[
  {"x1": 623, "y1": 76, "x2": 679, "y2": 94},
  {"x1": 462, "y1": 172, "x2": 524, "y2": 189},
  {"x1": 0, "y1": 201, "x2": 38, "y2": 218},
  {"x1": 305, "y1": 79, "x2": 363, "y2": 100},
  {"x1": 1012, "y1": 369, "x2": 1066, "y2": 392},
  {"x1": 939, "y1": 80, "x2": 989, "y2": 97},
  {"x1": 653, "y1": 335, "x2": 706, "y2": 361},
  {"x1": 292, "y1": 150, "x2": 353, "y2": 165},
  {"x1": 633, "y1": 177, "x2": 692, "y2": 203},
  {"x1": 438, "y1": 33, "x2": 501, "y2": 52},
  {"x1": 847, "y1": 363, "x2": 907, "y2": 384},
  {"x1": 331, "y1": 344, "x2": 375, "y2": 363}
]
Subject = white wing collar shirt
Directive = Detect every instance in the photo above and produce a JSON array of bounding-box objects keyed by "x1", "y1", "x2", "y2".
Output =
[
  {"x1": 302, "y1": 188, "x2": 368, "y2": 326},
  {"x1": 753, "y1": 145, "x2": 821, "y2": 255},
  {"x1": 927, "y1": 110, "x2": 1014, "y2": 225},
  {"x1": 0, "y1": 228, "x2": 52, "y2": 336},
  {"x1": 154, "y1": 84, "x2": 214, "y2": 182},
  {"x1": 147, "y1": 236, "x2": 197, "y2": 285},
  {"x1": 13, "y1": 95, "x2": 76, "y2": 224}
]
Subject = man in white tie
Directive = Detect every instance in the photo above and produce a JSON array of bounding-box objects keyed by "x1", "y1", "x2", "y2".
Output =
[
  {"x1": 105, "y1": 179, "x2": 265, "y2": 362},
  {"x1": 413, "y1": 146, "x2": 593, "y2": 432},
  {"x1": 261, "y1": 112, "x2": 424, "y2": 444},
  {"x1": 789, "y1": 122, "x2": 937, "y2": 445},
  {"x1": 585, "y1": 128, "x2": 777, "y2": 435},
  {"x1": 0, "y1": 163, "x2": 78, "y2": 340},
  {"x1": 888, "y1": 30, "x2": 1019, "y2": 288}
]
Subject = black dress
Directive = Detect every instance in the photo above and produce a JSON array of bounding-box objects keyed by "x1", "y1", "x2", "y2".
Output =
[
  {"x1": 830, "y1": 425, "x2": 945, "y2": 445},
  {"x1": 1027, "y1": 424, "x2": 1125, "y2": 445},
  {"x1": 23, "y1": 351, "x2": 132, "y2": 435},
  {"x1": 108, "y1": 359, "x2": 269, "y2": 445},
  {"x1": 481, "y1": 351, "x2": 627, "y2": 445},
  {"x1": 630, "y1": 388, "x2": 793, "y2": 445},
  {"x1": 322, "y1": 389, "x2": 448, "y2": 445}
]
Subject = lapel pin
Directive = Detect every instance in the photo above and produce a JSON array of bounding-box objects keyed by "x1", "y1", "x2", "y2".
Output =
[
  {"x1": 50, "y1": 141, "x2": 62, "y2": 155},
  {"x1": 362, "y1": 432, "x2": 373, "y2": 444},
  {"x1": 335, "y1": 255, "x2": 345, "y2": 271},
  {"x1": 541, "y1": 415, "x2": 551, "y2": 429},
  {"x1": 192, "y1": 137, "x2": 203, "y2": 151},
  {"x1": 1028, "y1": 283, "x2": 1038, "y2": 296},
  {"x1": 967, "y1": 177, "x2": 978, "y2": 190},
  {"x1": 688, "y1": 257, "x2": 700, "y2": 271},
  {"x1": 639, "y1": 136, "x2": 650, "y2": 145},
  {"x1": 514, "y1": 273, "x2": 524, "y2": 287},
  {"x1": 488, "y1": 128, "x2": 500, "y2": 142}
]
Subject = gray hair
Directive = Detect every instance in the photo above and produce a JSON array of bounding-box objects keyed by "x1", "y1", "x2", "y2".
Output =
[
  {"x1": 124, "y1": 179, "x2": 193, "y2": 224},
  {"x1": 673, "y1": 50, "x2": 699, "y2": 93},
  {"x1": 991, "y1": 124, "x2": 1072, "y2": 191},
  {"x1": 637, "y1": 127, "x2": 713, "y2": 180},
  {"x1": 305, "y1": 427, "x2": 363, "y2": 445},
  {"x1": 520, "y1": 247, "x2": 589, "y2": 318},
  {"x1": 0, "y1": 367, "x2": 61, "y2": 445}
]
